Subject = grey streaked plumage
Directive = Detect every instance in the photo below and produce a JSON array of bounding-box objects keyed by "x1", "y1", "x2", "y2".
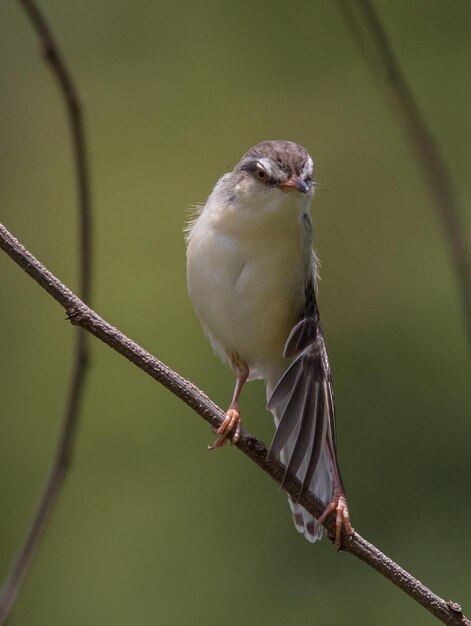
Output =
[
  {"x1": 235, "y1": 140, "x2": 313, "y2": 179},
  {"x1": 268, "y1": 280, "x2": 342, "y2": 498}
]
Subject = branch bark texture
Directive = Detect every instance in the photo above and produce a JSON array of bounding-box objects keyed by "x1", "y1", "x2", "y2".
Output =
[{"x1": 1, "y1": 223, "x2": 469, "y2": 626}]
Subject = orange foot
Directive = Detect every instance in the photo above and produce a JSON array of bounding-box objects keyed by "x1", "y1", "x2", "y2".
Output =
[
  {"x1": 317, "y1": 491, "x2": 353, "y2": 550},
  {"x1": 208, "y1": 407, "x2": 241, "y2": 450}
]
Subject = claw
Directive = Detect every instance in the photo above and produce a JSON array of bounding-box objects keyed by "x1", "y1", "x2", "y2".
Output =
[
  {"x1": 233, "y1": 418, "x2": 241, "y2": 444},
  {"x1": 208, "y1": 408, "x2": 241, "y2": 449},
  {"x1": 317, "y1": 491, "x2": 353, "y2": 550}
]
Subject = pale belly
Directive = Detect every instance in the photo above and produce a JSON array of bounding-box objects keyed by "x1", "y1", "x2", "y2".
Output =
[{"x1": 187, "y1": 222, "x2": 307, "y2": 380}]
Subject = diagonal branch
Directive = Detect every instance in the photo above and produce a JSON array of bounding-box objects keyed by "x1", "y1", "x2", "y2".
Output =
[
  {"x1": 0, "y1": 223, "x2": 469, "y2": 626},
  {"x1": 0, "y1": 1, "x2": 92, "y2": 622},
  {"x1": 337, "y1": 0, "x2": 471, "y2": 355}
]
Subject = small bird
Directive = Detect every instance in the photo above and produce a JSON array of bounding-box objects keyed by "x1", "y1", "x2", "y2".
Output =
[{"x1": 186, "y1": 140, "x2": 352, "y2": 547}]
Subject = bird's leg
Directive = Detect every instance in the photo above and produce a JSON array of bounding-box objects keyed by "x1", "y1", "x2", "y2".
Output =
[
  {"x1": 208, "y1": 365, "x2": 248, "y2": 449},
  {"x1": 316, "y1": 437, "x2": 353, "y2": 550}
]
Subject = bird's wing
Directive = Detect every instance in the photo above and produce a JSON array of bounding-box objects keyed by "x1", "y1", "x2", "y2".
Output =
[{"x1": 267, "y1": 271, "x2": 342, "y2": 498}]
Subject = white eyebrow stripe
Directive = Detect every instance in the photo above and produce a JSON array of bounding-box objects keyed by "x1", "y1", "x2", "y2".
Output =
[
  {"x1": 257, "y1": 157, "x2": 276, "y2": 177},
  {"x1": 301, "y1": 156, "x2": 314, "y2": 179},
  {"x1": 258, "y1": 157, "x2": 290, "y2": 181}
]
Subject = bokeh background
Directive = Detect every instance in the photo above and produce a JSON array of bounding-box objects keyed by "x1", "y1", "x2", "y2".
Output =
[{"x1": 1, "y1": 1, "x2": 470, "y2": 624}]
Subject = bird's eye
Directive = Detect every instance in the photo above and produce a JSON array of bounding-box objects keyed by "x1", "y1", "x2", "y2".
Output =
[{"x1": 256, "y1": 166, "x2": 268, "y2": 181}]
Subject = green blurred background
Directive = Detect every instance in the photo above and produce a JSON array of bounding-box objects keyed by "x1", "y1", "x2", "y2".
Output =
[{"x1": 1, "y1": 1, "x2": 470, "y2": 624}]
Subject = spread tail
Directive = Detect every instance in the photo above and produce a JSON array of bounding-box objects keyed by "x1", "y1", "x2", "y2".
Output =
[{"x1": 265, "y1": 371, "x2": 333, "y2": 543}]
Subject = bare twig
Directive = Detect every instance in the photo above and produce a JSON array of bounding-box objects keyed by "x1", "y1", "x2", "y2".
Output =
[
  {"x1": 0, "y1": 1, "x2": 92, "y2": 622},
  {"x1": 337, "y1": 0, "x2": 471, "y2": 354},
  {"x1": 0, "y1": 223, "x2": 469, "y2": 626}
]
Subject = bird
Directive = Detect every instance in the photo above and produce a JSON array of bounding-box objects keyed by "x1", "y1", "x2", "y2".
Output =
[{"x1": 186, "y1": 140, "x2": 352, "y2": 548}]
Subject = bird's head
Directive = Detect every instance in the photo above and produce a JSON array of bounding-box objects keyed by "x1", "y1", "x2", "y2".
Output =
[{"x1": 231, "y1": 140, "x2": 315, "y2": 212}]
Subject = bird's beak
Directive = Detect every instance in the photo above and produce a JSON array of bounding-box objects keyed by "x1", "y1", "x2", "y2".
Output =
[{"x1": 279, "y1": 177, "x2": 310, "y2": 193}]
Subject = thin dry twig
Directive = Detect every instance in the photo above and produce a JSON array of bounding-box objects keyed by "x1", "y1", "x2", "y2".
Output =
[
  {"x1": 337, "y1": 0, "x2": 471, "y2": 354},
  {"x1": 0, "y1": 1, "x2": 92, "y2": 622},
  {"x1": 0, "y1": 223, "x2": 469, "y2": 626}
]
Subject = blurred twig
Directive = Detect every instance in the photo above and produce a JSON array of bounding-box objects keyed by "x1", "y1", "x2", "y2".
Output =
[
  {"x1": 0, "y1": 223, "x2": 469, "y2": 626},
  {"x1": 0, "y1": 1, "x2": 92, "y2": 622},
  {"x1": 338, "y1": 0, "x2": 471, "y2": 355}
]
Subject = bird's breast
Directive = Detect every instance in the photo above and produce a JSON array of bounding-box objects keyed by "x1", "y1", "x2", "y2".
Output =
[{"x1": 187, "y1": 207, "x2": 309, "y2": 379}]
